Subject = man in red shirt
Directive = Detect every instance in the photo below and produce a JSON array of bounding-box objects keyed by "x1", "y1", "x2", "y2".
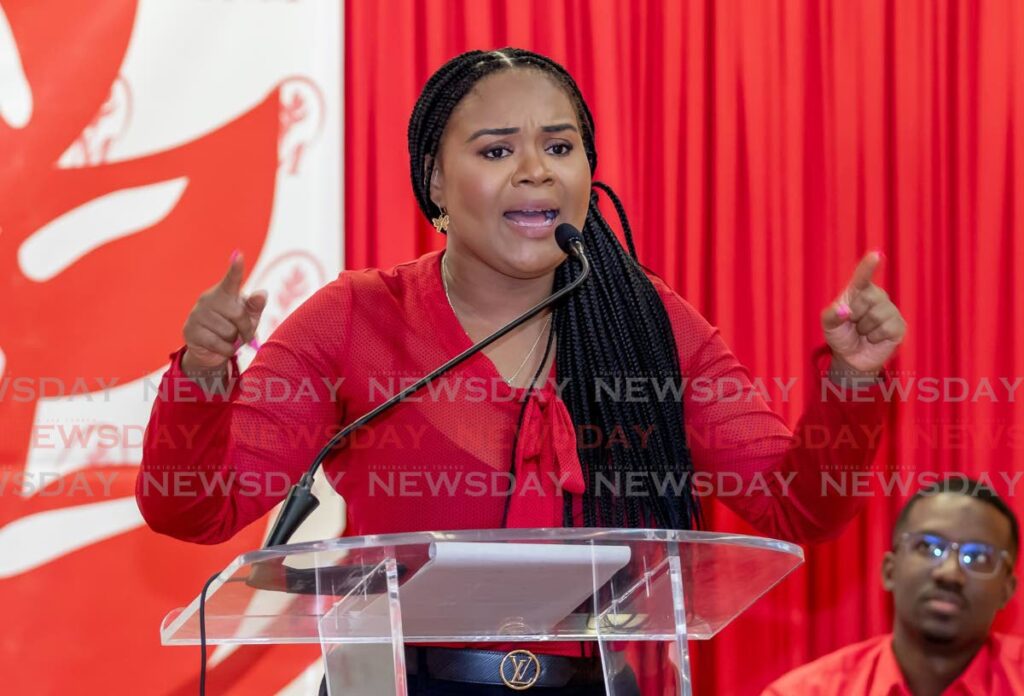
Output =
[{"x1": 764, "y1": 476, "x2": 1022, "y2": 696}]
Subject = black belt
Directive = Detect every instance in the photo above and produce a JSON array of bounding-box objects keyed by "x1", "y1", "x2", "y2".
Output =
[{"x1": 405, "y1": 646, "x2": 613, "y2": 689}]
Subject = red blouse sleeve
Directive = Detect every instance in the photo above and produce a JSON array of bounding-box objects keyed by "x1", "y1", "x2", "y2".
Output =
[
  {"x1": 656, "y1": 280, "x2": 890, "y2": 543},
  {"x1": 135, "y1": 276, "x2": 352, "y2": 544}
]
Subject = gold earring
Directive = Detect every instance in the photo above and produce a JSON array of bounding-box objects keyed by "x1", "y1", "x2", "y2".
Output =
[{"x1": 432, "y1": 207, "x2": 450, "y2": 234}]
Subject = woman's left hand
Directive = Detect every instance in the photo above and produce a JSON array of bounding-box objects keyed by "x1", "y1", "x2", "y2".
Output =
[{"x1": 821, "y1": 251, "x2": 907, "y2": 377}]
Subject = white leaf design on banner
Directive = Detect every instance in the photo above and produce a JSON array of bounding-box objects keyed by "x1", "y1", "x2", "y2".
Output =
[
  {"x1": 0, "y1": 497, "x2": 143, "y2": 578},
  {"x1": 0, "y1": 4, "x2": 32, "y2": 128},
  {"x1": 18, "y1": 177, "x2": 189, "y2": 282}
]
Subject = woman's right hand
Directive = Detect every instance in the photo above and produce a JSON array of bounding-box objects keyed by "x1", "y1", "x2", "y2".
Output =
[{"x1": 181, "y1": 252, "x2": 267, "y2": 372}]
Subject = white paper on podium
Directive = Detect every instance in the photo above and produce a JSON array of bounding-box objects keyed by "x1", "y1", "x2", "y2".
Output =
[{"x1": 347, "y1": 541, "x2": 631, "y2": 639}]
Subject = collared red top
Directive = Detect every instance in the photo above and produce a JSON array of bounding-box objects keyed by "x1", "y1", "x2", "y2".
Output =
[{"x1": 763, "y1": 632, "x2": 1024, "y2": 695}]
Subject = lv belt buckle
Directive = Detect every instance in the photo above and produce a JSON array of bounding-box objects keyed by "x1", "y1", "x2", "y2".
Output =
[{"x1": 499, "y1": 649, "x2": 542, "y2": 690}]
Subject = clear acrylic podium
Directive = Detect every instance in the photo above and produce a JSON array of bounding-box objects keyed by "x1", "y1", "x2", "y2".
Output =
[{"x1": 161, "y1": 528, "x2": 803, "y2": 694}]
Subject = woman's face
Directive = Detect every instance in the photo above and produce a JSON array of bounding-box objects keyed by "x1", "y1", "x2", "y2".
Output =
[{"x1": 430, "y1": 69, "x2": 592, "y2": 278}]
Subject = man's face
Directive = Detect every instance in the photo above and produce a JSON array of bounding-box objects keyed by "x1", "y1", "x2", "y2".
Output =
[{"x1": 883, "y1": 493, "x2": 1017, "y2": 647}]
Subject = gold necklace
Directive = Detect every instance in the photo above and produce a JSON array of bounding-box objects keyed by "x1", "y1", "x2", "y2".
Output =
[{"x1": 441, "y1": 255, "x2": 552, "y2": 387}]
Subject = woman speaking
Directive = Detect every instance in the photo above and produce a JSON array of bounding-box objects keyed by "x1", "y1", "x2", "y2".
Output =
[{"x1": 137, "y1": 48, "x2": 906, "y2": 694}]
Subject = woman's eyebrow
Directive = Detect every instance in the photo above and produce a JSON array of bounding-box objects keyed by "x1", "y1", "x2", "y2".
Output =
[{"x1": 465, "y1": 123, "x2": 579, "y2": 142}]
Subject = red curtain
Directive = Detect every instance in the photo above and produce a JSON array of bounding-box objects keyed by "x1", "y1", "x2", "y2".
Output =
[{"x1": 346, "y1": 1, "x2": 1024, "y2": 693}]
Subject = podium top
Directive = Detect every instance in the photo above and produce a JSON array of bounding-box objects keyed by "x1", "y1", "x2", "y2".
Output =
[{"x1": 162, "y1": 528, "x2": 803, "y2": 645}]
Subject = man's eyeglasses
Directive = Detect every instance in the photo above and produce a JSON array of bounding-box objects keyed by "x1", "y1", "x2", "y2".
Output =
[{"x1": 898, "y1": 531, "x2": 1012, "y2": 578}]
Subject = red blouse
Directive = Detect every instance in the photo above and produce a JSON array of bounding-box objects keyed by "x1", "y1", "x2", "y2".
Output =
[{"x1": 137, "y1": 251, "x2": 888, "y2": 545}]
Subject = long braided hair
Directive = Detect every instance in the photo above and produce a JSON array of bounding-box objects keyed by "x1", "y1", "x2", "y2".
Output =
[{"x1": 408, "y1": 48, "x2": 701, "y2": 530}]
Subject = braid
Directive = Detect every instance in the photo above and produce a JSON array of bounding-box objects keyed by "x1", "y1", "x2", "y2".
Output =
[
  {"x1": 408, "y1": 48, "x2": 701, "y2": 530},
  {"x1": 553, "y1": 192, "x2": 701, "y2": 529},
  {"x1": 591, "y1": 181, "x2": 638, "y2": 261}
]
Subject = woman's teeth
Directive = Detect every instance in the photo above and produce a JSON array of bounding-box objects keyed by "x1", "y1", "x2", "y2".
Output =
[{"x1": 504, "y1": 210, "x2": 559, "y2": 226}]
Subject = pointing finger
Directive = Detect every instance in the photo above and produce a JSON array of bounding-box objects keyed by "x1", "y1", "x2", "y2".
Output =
[
  {"x1": 219, "y1": 249, "x2": 244, "y2": 297},
  {"x1": 845, "y1": 250, "x2": 882, "y2": 296}
]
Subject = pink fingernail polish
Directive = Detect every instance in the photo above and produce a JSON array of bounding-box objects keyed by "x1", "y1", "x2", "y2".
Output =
[
  {"x1": 837, "y1": 303, "x2": 851, "y2": 319},
  {"x1": 248, "y1": 338, "x2": 261, "y2": 350},
  {"x1": 874, "y1": 249, "x2": 885, "y2": 261},
  {"x1": 230, "y1": 248, "x2": 241, "y2": 262}
]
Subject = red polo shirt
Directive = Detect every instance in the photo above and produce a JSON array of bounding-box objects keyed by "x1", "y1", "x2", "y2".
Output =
[{"x1": 763, "y1": 633, "x2": 1024, "y2": 695}]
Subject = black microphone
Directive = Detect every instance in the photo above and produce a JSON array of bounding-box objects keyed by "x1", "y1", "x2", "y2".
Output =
[
  {"x1": 263, "y1": 223, "x2": 590, "y2": 547},
  {"x1": 555, "y1": 222, "x2": 585, "y2": 260}
]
